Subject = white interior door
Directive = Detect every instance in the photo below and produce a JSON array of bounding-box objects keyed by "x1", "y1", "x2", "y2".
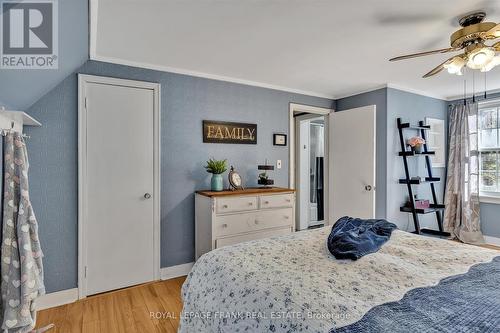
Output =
[
  {"x1": 329, "y1": 105, "x2": 376, "y2": 223},
  {"x1": 79, "y1": 75, "x2": 160, "y2": 296}
]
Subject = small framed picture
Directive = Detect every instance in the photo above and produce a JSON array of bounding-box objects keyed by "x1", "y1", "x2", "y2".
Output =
[{"x1": 273, "y1": 134, "x2": 287, "y2": 146}]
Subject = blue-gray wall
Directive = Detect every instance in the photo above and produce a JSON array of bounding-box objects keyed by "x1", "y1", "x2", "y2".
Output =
[
  {"x1": 0, "y1": 101, "x2": 11, "y2": 109},
  {"x1": 336, "y1": 88, "x2": 387, "y2": 219},
  {"x1": 481, "y1": 203, "x2": 500, "y2": 237},
  {"x1": 449, "y1": 92, "x2": 500, "y2": 238},
  {"x1": 387, "y1": 88, "x2": 448, "y2": 231},
  {"x1": 336, "y1": 88, "x2": 449, "y2": 232},
  {"x1": 26, "y1": 60, "x2": 334, "y2": 293},
  {"x1": 0, "y1": 0, "x2": 88, "y2": 110}
]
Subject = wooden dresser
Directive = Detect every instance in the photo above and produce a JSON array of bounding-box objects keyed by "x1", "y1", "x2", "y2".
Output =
[{"x1": 195, "y1": 187, "x2": 296, "y2": 259}]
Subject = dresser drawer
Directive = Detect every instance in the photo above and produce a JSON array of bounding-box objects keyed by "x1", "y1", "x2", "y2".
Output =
[
  {"x1": 214, "y1": 208, "x2": 293, "y2": 237},
  {"x1": 215, "y1": 226, "x2": 292, "y2": 248},
  {"x1": 216, "y1": 196, "x2": 258, "y2": 214},
  {"x1": 259, "y1": 193, "x2": 294, "y2": 209}
]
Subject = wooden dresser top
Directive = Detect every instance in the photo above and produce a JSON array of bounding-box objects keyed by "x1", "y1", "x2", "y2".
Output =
[{"x1": 196, "y1": 187, "x2": 295, "y2": 198}]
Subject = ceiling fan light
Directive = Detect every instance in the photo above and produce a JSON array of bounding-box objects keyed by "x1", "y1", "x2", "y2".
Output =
[
  {"x1": 473, "y1": 52, "x2": 488, "y2": 65},
  {"x1": 444, "y1": 57, "x2": 465, "y2": 75},
  {"x1": 467, "y1": 47, "x2": 495, "y2": 69},
  {"x1": 481, "y1": 56, "x2": 500, "y2": 72}
]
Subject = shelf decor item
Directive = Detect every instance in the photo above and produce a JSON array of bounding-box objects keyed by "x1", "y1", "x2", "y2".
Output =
[
  {"x1": 204, "y1": 158, "x2": 228, "y2": 192},
  {"x1": 407, "y1": 136, "x2": 426, "y2": 154},
  {"x1": 258, "y1": 160, "x2": 275, "y2": 188},
  {"x1": 228, "y1": 166, "x2": 244, "y2": 191}
]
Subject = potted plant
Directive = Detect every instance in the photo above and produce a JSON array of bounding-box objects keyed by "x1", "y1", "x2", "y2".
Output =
[
  {"x1": 204, "y1": 158, "x2": 228, "y2": 191},
  {"x1": 407, "y1": 136, "x2": 425, "y2": 154}
]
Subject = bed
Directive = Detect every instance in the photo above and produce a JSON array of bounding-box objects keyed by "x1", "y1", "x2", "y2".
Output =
[{"x1": 179, "y1": 226, "x2": 499, "y2": 332}]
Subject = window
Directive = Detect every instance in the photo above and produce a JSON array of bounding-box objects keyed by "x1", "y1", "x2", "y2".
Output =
[{"x1": 478, "y1": 101, "x2": 500, "y2": 196}]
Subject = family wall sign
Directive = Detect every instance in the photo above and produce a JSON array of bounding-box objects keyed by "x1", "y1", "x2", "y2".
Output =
[{"x1": 203, "y1": 120, "x2": 257, "y2": 144}]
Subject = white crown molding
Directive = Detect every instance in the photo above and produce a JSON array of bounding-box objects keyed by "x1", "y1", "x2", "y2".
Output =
[
  {"x1": 335, "y1": 84, "x2": 447, "y2": 101},
  {"x1": 36, "y1": 288, "x2": 78, "y2": 311},
  {"x1": 446, "y1": 88, "x2": 500, "y2": 102},
  {"x1": 386, "y1": 83, "x2": 446, "y2": 100},
  {"x1": 90, "y1": 55, "x2": 336, "y2": 100},
  {"x1": 333, "y1": 84, "x2": 389, "y2": 100},
  {"x1": 160, "y1": 262, "x2": 194, "y2": 281}
]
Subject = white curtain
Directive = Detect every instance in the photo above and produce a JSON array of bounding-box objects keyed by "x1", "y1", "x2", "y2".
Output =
[{"x1": 444, "y1": 102, "x2": 484, "y2": 244}]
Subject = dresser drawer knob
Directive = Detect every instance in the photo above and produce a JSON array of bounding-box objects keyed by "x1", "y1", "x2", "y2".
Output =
[
  {"x1": 264, "y1": 201, "x2": 269, "y2": 204},
  {"x1": 248, "y1": 202, "x2": 253, "y2": 206},
  {"x1": 222, "y1": 223, "x2": 228, "y2": 228},
  {"x1": 286, "y1": 199, "x2": 291, "y2": 202},
  {"x1": 254, "y1": 220, "x2": 259, "y2": 224},
  {"x1": 223, "y1": 205, "x2": 228, "y2": 209},
  {"x1": 284, "y1": 216, "x2": 290, "y2": 219}
]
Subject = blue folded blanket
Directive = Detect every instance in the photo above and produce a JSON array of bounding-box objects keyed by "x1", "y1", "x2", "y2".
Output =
[{"x1": 327, "y1": 216, "x2": 397, "y2": 260}]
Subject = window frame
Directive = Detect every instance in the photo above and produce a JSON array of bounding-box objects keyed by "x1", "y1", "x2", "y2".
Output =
[{"x1": 478, "y1": 99, "x2": 500, "y2": 203}]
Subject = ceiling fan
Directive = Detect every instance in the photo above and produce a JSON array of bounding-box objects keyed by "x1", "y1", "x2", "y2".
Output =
[{"x1": 389, "y1": 12, "x2": 500, "y2": 78}]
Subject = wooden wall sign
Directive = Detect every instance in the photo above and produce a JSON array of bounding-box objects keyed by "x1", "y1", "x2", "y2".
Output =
[{"x1": 203, "y1": 120, "x2": 257, "y2": 144}]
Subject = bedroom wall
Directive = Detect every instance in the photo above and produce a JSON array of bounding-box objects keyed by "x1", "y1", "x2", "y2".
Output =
[
  {"x1": 0, "y1": 0, "x2": 88, "y2": 110},
  {"x1": 335, "y1": 88, "x2": 388, "y2": 219},
  {"x1": 0, "y1": 101, "x2": 11, "y2": 109},
  {"x1": 386, "y1": 88, "x2": 448, "y2": 231},
  {"x1": 25, "y1": 60, "x2": 334, "y2": 293},
  {"x1": 448, "y1": 91, "x2": 500, "y2": 239},
  {"x1": 335, "y1": 87, "x2": 449, "y2": 232}
]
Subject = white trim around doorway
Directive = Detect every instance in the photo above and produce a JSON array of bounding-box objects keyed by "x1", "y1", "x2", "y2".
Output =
[
  {"x1": 289, "y1": 103, "x2": 333, "y2": 228},
  {"x1": 77, "y1": 74, "x2": 161, "y2": 299}
]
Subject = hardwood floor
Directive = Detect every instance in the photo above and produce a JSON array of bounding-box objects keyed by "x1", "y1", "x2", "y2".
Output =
[
  {"x1": 35, "y1": 242, "x2": 499, "y2": 333},
  {"x1": 36, "y1": 277, "x2": 186, "y2": 333}
]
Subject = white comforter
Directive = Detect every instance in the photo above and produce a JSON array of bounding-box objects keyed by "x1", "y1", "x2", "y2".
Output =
[{"x1": 179, "y1": 227, "x2": 498, "y2": 333}]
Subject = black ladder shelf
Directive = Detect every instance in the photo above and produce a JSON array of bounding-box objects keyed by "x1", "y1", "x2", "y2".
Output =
[{"x1": 397, "y1": 118, "x2": 450, "y2": 237}]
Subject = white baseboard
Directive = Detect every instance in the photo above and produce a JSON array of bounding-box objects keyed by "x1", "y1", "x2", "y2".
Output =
[
  {"x1": 35, "y1": 263, "x2": 194, "y2": 311},
  {"x1": 36, "y1": 288, "x2": 78, "y2": 311},
  {"x1": 160, "y1": 262, "x2": 194, "y2": 280},
  {"x1": 484, "y1": 235, "x2": 500, "y2": 246}
]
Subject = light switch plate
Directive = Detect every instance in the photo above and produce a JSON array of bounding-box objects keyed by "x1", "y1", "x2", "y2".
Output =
[{"x1": 277, "y1": 160, "x2": 282, "y2": 169}]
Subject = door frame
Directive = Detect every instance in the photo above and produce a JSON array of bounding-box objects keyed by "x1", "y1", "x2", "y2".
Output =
[
  {"x1": 77, "y1": 74, "x2": 161, "y2": 298},
  {"x1": 289, "y1": 103, "x2": 333, "y2": 228}
]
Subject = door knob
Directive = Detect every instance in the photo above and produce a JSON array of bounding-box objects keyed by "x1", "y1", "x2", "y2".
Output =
[
  {"x1": 364, "y1": 185, "x2": 372, "y2": 191},
  {"x1": 144, "y1": 193, "x2": 152, "y2": 199}
]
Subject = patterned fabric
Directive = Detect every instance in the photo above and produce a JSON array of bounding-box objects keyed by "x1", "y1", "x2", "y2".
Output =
[
  {"x1": 444, "y1": 103, "x2": 484, "y2": 244},
  {"x1": 332, "y1": 256, "x2": 500, "y2": 333},
  {"x1": 179, "y1": 227, "x2": 498, "y2": 333},
  {"x1": 0, "y1": 132, "x2": 45, "y2": 332}
]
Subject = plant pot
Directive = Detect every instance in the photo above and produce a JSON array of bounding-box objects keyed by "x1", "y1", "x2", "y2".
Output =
[
  {"x1": 412, "y1": 144, "x2": 423, "y2": 154},
  {"x1": 211, "y1": 174, "x2": 224, "y2": 191}
]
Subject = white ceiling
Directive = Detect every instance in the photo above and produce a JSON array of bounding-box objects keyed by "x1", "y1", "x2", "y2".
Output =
[{"x1": 93, "y1": 0, "x2": 500, "y2": 100}]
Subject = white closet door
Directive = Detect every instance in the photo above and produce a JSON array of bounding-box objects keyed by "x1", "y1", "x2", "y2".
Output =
[
  {"x1": 80, "y1": 76, "x2": 158, "y2": 296},
  {"x1": 329, "y1": 105, "x2": 376, "y2": 223}
]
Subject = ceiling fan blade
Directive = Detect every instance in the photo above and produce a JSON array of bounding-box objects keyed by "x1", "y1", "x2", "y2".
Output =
[
  {"x1": 422, "y1": 57, "x2": 456, "y2": 78},
  {"x1": 481, "y1": 23, "x2": 500, "y2": 39},
  {"x1": 493, "y1": 41, "x2": 500, "y2": 51},
  {"x1": 390, "y1": 48, "x2": 459, "y2": 61}
]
